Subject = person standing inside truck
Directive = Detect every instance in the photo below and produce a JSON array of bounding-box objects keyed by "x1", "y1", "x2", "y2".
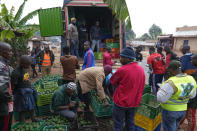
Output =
[
  {"x1": 157, "y1": 60, "x2": 197, "y2": 131},
  {"x1": 78, "y1": 20, "x2": 88, "y2": 57},
  {"x1": 90, "y1": 21, "x2": 101, "y2": 52},
  {"x1": 68, "y1": 18, "x2": 80, "y2": 58}
]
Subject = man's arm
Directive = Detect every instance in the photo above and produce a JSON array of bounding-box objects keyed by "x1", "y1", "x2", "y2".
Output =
[
  {"x1": 96, "y1": 75, "x2": 106, "y2": 100},
  {"x1": 180, "y1": 56, "x2": 187, "y2": 73},
  {"x1": 0, "y1": 63, "x2": 12, "y2": 103},
  {"x1": 157, "y1": 82, "x2": 175, "y2": 103},
  {"x1": 75, "y1": 57, "x2": 80, "y2": 69}
]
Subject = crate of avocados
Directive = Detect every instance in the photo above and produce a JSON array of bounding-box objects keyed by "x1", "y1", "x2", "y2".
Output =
[
  {"x1": 77, "y1": 112, "x2": 99, "y2": 131},
  {"x1": 36, "y1": 104, "x2": 51, "y2": 116},
  {"x1": 11, "y1": 121, "x2": 45, "y2": 131},
  {"x1": 143, "y1": 84, "x2": 151, "y2": 95},
  {"x1": 91, "y1": 91, "x2": 113, "y2": 117},
  {"x1": 43, "y1": 125, "x2": 67, "y2": 131},
  {"x1": 44, "y1": 115, "x2": 70, "y2": 126},
  {"x1": 136, "y1": 93, "x2": 161, "y2": 119}
]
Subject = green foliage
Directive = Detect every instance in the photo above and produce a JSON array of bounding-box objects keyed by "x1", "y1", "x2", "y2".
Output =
[
  {"x1": 140, "y1": 33, "x2": 151, "y2": 41},
  {"x1": 149, "y1": 24, "x2": 162, "y2": 40},
  {"x1": 126, "y1": 29, "x2": 136, "y2": 40},
  {"x1": 0, "y1": 0, "x2": 39, "y2": 66},
  {"x1": 103, "y1": 0, "x2": 131, "y2": 29}
]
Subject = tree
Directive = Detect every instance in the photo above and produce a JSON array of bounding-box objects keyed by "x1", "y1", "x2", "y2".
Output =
[
  {"x1": 103, "y1": 0, "x2": 131, "y2": 29},
  {"x1": 149, "y1": 24, "x2": 162, "y2": 40},
  {"x1": 140, "y1": 33, "x2": 151, "y2": 41},
  {"x1": 126, "y1": 29, "x2": 136, "y2": 40},
  {"x1": 0, "y1": 0, "x2": 40, "y2": 66}
]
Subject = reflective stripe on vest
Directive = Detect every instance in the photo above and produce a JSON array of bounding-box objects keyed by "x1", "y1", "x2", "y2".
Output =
[
  {"x1": 161, "y1": 75, "x2": 197, "y2": 111},
  {"x1": 42, "y1": 53, "x2": 51, "y2": 66}
]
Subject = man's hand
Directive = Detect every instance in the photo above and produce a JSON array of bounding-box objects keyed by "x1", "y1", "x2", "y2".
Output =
[
  {"x1": 71, "y1": 40, "x2": 75, "y2": 44},
  {"x1": 103, "y1": 98, "x2": 109, "y2": 106},
  {"x1": 69, "y1": 101, "x2": 75, "y2": 107}
]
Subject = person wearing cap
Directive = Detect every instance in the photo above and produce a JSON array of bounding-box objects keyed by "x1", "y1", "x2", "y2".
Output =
[
  {"x1": 39, "y1": 45, "x2": 54, "y2": 76},
  {"x1": 157, "y1": 60, "x2": 197, "y2": 131},
  {"x1": 103, "y1": 47, "x2": 115, "y2": 66},
  {"x1": 51, "y1": 82, "x2": 79, "y2": 119},
  {"x1": 77, "y1": 66, "x2": 112, "y2": 111},
  {"x1": 110, "y1": 47, "x2": 145, "y2": 131},
  {"x1": 68, "y1": 18, "x2": 80, "y2": 58},
  {"x1": 147, "y1": 47, "x2": 165, "y2": 95}
]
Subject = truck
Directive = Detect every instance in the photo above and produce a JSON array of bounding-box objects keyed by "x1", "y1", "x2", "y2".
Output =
[{"x1": 38, "y1": 0, "x2": 126, "y2": 56}]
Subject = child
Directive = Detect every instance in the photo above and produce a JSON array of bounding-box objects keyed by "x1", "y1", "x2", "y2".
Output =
[{"x1": 11, "y1": 55, "x2": 38, "y2": 122}]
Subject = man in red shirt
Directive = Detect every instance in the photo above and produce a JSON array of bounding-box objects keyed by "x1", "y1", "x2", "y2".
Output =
[
  {"x1": 147, "y1": 47, "x2": 165, "y2": 95},
  {"x1": 103, "y1": 47, "x2": 114, "y2": 66},
  {"x1": 164, "y1": 45, "x2": 179, "y2": 80},
  {"x1": 111, "y1": 47, "x2": 145, "y2": 131}
]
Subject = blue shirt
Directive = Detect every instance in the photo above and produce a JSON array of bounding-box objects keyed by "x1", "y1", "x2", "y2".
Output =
[
  {"x1": 180, "y1": 53, "x2": 196, "y2": 74},
  {"x1": 82, "y1": 48, "x2": 95, "y2": 70}
]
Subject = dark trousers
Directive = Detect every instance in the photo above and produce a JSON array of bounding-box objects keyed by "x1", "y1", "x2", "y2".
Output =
[
  {"x1": 0, "y1": 112, "x2": 13, "y2": 131},
  {"x1": 113, "y1": 104, "x2": 136, "y2": 131},
  {"x1": 162, "y1": 109, "x2": 186, "y2": 131},
  {"x1": 79, "y1": 38, "x2": 86, "y2": 57},
  {"x1": 77, "y1": 81, "x2": 91, "y2": 111},
  {"x1": 31, "y1": 65, "x2": 38, "y2": 77},
  {"x1": 19, "y1": 110, "x2": 35, "y2": 122},
  {"x1": 152, "y1": 74, "x2": 164, "y2": 95}
]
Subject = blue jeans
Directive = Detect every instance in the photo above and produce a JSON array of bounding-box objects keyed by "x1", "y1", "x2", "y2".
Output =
[
  {"x1": 113, "y1": 104, "x2": 136, "y2": 131},
  {"x1": 70, "y1": 40, "x2": 80, "y2": 58},
  {"x1": 162, "y1": 109, "x2": 186, "y2": 131},
  {"x1": 152, "y1": 74, "x2": 164, "y2": 95},
  {"x1": 91, "y1": 40, "x2": 100, "y2": 52}
]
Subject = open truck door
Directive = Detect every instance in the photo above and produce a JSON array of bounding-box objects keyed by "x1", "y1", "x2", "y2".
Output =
[{"x1": 38, "y1": 7, "x2": 63, "y2": 37}]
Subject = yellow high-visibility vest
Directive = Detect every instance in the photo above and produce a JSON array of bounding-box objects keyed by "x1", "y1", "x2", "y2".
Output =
[{"x1": 161, "y1": 75, "x2": 197, "y2": 111}]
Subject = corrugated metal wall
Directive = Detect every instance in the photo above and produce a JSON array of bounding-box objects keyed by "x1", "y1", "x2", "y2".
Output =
[{"x1": 39, "y1": 7, "x2": 63, "y2": 37}]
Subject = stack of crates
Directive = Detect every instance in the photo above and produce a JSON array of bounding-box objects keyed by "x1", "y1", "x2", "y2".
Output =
[
  {"x1": 105, "y1": 38, "x2": 120, "y2": 59},
  {"x1": 36, "y1": 81, "x2": 59, "y2": 116},
  {"x1": 135, "y1": 93, "x2": 162, "y2": 131}
]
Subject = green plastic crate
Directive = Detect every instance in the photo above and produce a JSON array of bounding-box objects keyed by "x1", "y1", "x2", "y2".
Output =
[
  {"x1": 91, "y1": 91, "x2": 113, "y2": 117},
  {"x1": 143, "y1": 85, "x2": 151, "y2": 95},
  {"x1": 13, "y1": 111, "x2": 30, "y2": 121},
  {"x1": 43, "y1": 125, "x2": 67, "y2": 131},
  {"x1": 11, "y1": 121, "x2": 45, "y2": 131},
  {"x1": 137, "y1": 93, "x2": 161, "y2": 119},
  {"x1": 97, "y1": 52, "x2": 104, "y2": 60},
  {"x1": 36, "y1": 104, "x2": 51, "y2": 116},
  {"x1": 106, "y1": 43, "x2": 120, "y2": 48}
]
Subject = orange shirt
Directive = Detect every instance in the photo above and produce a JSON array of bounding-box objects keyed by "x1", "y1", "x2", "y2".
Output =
[{"x1": 42, "y1": 53, "x2": 51, "y2": 66}]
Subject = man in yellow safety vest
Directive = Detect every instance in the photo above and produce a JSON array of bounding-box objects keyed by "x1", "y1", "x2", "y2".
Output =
[{"x1": 157, "y1": 60, "x2": 197, "y2": 131}]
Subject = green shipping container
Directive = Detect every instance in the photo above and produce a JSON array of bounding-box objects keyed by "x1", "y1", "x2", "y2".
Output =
[{"x1": 39, "y1": 7, "x2": 63, "y2": 37}]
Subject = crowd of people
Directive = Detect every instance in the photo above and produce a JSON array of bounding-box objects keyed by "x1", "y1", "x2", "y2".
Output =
[{"x1": 0, "y1": 18, "x2": 197, "y2": 131}]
